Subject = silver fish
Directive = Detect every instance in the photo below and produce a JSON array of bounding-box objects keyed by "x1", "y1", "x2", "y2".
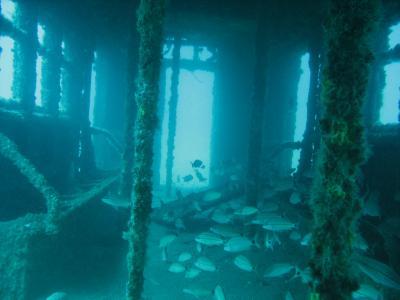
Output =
[
  {"x1": 195, "y1": 232, "x2": 223, "y2": 246},
  {"x1": 210, "y1": 224, "x2": 241, "y2": 238},
  {"x1": 211, "y1": 209, "x2": 232, "y2": 224},
  {"x1": 224, "y1": 236, "x2": 252, "y2": 252},
  {"x1": 264, "y1": 263, "x2": 294, "y2": 278},
  {"x1": 251, "y1": 212, "x2": 280, "y2": 225},
  {"x1": 101, "y1": 196, "x2": 130, "y2": 209},
  {"x1": 178, "y1": 252, "x2": 192, "y2": 262},
  {"x1": 355, "y1": 255, "x2": 400, "y2": 290},
  {"x1": 262, "y1": 216, "x2": 296, "y2": 232},
  {"x1": 301, "y1": 233, "x2": 312, "y2": 246},
  {"x1": 168, "y1": 262, "x2": 185, "y2": 273},
  {"x1": 46, "y1": 292, "x2": 67, "y2": 300},
  {"x1": 213, "y1": 285, "x2": 226, "y2": 300},
  {"x1": 233, "y1": 255, "x2": 253, "y2": 272},
  {"x1": 234, "y1": 206, "x2": 258, "y2": 216},
  {"x1": 227, "y1": 197, "x2": 246, "y2": 210},
  {"x1": 185, "y1": 267, "x2": 201, "y2": 279},
  {"x1": 352, "y1": 284, "x2": 382, "y2": 300},
  {"x1": 195, "y1": 257, "x2": 216, "y2": 272},
  {"x1": 285, "y1": 291, "x2": 295, "y2": 300}
]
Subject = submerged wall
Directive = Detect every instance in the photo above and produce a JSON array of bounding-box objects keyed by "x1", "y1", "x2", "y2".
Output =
[
  {"x1": 263, "y1": 47, "x2": 302, "y2": 178},
  {"x1": 210, "y1": 33, "x2": 253, "y2": 185}
]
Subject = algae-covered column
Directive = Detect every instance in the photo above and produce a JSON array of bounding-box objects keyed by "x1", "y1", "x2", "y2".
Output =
[
  {"x1": 165, "y1": 35, "x2": 181, "y2": 196},
  {"x1": 12, "y1": 1, "x2": 37, "y2": 114},
  {"x1": 310, "y1": 1, "x2": 378, "y2": 299},
  {"x1": 41, "y1": 13, "x2": 63, "y2": 116},
  {"x1": 126, "y1": 0, "x2": 165, "y2": 299},
  {"x1": 246, "y1": 13, "x2": 268, "y2": 206},
  {"x1": 297, "y1": 35, "x2": 323, "y2": 177}
]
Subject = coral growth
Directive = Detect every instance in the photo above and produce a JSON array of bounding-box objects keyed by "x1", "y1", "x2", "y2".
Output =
[
  {"x1": 126, "y1": 0, "x2": 165, "y2": 299},
  {"x1": 0, "y1": 132, "x2": 60, "y2": 232},
  {"x1": 309, "y1": 0, "x2": 378, "y2": 299}
]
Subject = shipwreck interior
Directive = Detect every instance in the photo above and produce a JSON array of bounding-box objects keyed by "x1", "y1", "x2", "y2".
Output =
[{"x1": 0, "y1": 0, "x2": 399, "y2": 299}]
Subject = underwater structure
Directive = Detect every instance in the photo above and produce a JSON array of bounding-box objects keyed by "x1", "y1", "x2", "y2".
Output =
[
  {"x1": 309, "y1": 1, "x2": 378, "y2": 298},
  {"x1": 126, "y1": 0, "x2": 165, "y2": 299},
  {"x1": 0, "y1": 0, "x2": 399, "y2": 299}
]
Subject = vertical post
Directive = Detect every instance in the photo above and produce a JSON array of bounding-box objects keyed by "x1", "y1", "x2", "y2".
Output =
[
  {"x1": 78, "y1": 49, "x2": 95, "y2": 176},
  {"x1": 93, "y1": 44, "x2": 128, "y2": 170},
  {"x1": 297, "y1": 35, "x2": 323, "y2": 177},
  {"x1": 62, "y1": 33, "x2": 82, "y2": 120},
  {"x1": 246, "y1": 12, "x2": 268, "y2": 206},
  {"x1": 210, "y1": 36, "x2": 253, "y2": 187},
  {"x1": 209, "y1": 40, "x2": 229, "y2": 188},
  {"x1": 120, "y1": 12, "x2": 139, "y2": 199},
  {"x1": 364, "y1": 24, "x2": 389, "y2": 127},
  {"x1": 12, "y1": 1, "x2": 37, "y2": 114},
  {"x1": 153, "y1": 64, "x2": 166, "y2": 189},
  {"x1": 262, "y1": 49, "x2": 301, "y2": 178},
  {"x1": 165, "y1": 35, "x2": 181, "y2": 196},
  {"x1": 41, "y1": 15, "x2": 63, "y2": 116},
  {"x1": 310, "y1": 0, "x2": 378, "y2": 299},
  {"x1": 126, "y1": 0, "x2": 165, "y2": 299},
  {"x1": 62, "y1": 32, "x2": 94, "y2": 176},
  {"x1": 277, "y1": 53, "x2": 302, "y2": 176},
  {"x1": 209, "y1": 44, "x2": 221, "y2": 187}
]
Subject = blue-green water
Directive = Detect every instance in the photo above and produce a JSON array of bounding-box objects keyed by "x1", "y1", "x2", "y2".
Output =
[{"x1": 0, "y1": 0, "x2": 400, "y2": 299}]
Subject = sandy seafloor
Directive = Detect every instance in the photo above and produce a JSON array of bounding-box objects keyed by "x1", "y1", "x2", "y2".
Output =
[{"x1": 44, "y1": 221, "x2": 309, "y2": 300}]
